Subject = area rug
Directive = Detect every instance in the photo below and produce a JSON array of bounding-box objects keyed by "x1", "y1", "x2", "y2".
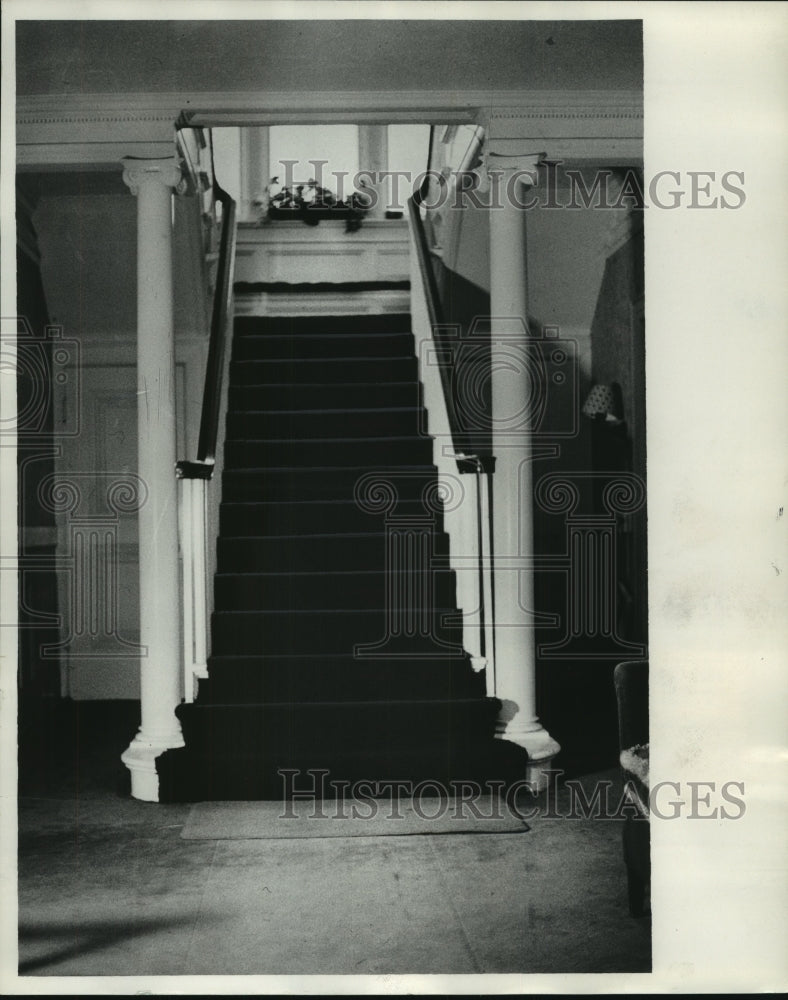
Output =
[{"x1": 181, "y1": 797, "x2": 530, "y2": 840}]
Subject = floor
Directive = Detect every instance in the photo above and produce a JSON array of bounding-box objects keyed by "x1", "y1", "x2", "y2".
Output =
[{"x1": 17, "y1": 700, "x2": 651, "y2": 977}]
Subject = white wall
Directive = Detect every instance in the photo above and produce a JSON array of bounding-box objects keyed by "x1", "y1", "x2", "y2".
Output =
[
  {"x1": 423, "y1": 164, "x2": 624, "y2": 518},
  {"x1": 386, "y1": 124, "x2": 431, "y2": 210},
  {"x1": 212, "y1": 127, "x2": 242, "y2": 205},
  {"x1": 228, "y1": 123, "x2": 431, "y2": 218},
  {"x1": 33, "y1": 187, "x2": 210, "y2": 699},
  {"x1": 435, "y1": 165, "x2": 624, "y2": 383}
]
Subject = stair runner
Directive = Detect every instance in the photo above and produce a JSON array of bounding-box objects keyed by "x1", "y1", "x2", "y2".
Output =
[{"x1": 157, "y1": 312, "x2": 527, "y2": 801}]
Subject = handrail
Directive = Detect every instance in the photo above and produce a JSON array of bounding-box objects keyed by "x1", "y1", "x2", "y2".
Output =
[
  {"x1": 174, "y1": 132, "x2": 237, "y2": 699},
  {"x1": 409, "y1": 184, "x2": 492, "y2": 676},
  {"x1": 408, "y1": 189, "x2": 445, "y2": 331},
  {"x1": 407, "y1": 192, "x2": 463, "y2": 460},
  {"x1": 177, "y1": 174, "x2": 237, "y2": 479},
  {"x1": 197, "y1": 180, "x2": 237, "y2": 467},
  {"x1": 407, "y1": 192, "x2": 494, "y2": 474}
]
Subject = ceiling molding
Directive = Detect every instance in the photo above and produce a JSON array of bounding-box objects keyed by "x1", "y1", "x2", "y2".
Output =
[
  {"x1": 17, "y1": 89, "x2": 642, "y2": 169},
  {"x1": 18, "y1": 88, "x2": 642, "y2": 123},
  {"x1": 17, "y1": 143, "x2": 178, "y2": 172}
]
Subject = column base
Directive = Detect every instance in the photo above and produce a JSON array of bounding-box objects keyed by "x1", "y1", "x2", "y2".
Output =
[
  {"x1": 185, "y1": 662, "x2": 209, "y2": 702},
  {"x1": 496, "y1": 725, "x2": 561, "y2": 793},
  {"x1": 122, "y1": 730, "x2": 184, "y2": 802}
]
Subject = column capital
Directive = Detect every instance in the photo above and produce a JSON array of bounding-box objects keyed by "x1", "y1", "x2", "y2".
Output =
[
  {"x1": 485, "y1": 140, "x2": 545, "y2": 174},
  {"x1": 475, "y1": 141, "x2": 546, "y2": 193},
  {"x1": 121, "y1": 156, "x2": 183, "y2": 196}
]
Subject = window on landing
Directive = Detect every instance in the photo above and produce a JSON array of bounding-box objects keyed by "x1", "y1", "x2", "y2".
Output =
[{"x1": 268, "y1": 124, "x2": 360, "y2": 200}]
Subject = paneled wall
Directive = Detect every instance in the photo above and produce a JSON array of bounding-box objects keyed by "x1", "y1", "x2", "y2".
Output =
[{"x1": 234, "y1": 219, "x2": 410, "y2": 287}]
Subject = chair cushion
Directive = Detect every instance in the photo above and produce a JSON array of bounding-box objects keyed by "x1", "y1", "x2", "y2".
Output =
[{"x1": 620, "y1": 742, "x2": 650, "y2": 819}]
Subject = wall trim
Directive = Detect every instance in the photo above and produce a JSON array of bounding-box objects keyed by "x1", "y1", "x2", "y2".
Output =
[{"x1": 19, "y1": 89, "x2": 641, "y2": 120}]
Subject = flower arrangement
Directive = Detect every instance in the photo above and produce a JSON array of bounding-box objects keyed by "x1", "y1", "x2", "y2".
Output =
[{"x1": 257, "y1": 177, "x2": 369, "y2": 232}]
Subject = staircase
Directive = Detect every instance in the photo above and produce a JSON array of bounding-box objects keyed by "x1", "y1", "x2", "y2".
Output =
[{"x1": 158, "y1": 310, "x2": 526, "y2": 801}]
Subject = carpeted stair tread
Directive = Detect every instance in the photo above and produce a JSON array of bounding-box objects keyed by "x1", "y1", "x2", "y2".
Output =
[
  {"x1": 236, "y1": 405, "x2": 426, "y2": 414},
  {"x1": 223, "y1": 435, "x2": 435, "y2": 468},
  {"x1": 217, "y1": 532, "x2": 450, "y2": 575},
  {"x1": 232, "y1": 331, "x2": 416, "y2": 360},
  {"x1": 175, "y1": 698, "x2": 499, "y2": 755},
  {"x1": 218, "y1": 499, "x2": 443, "y2": 536},
  {"x1": 158, "y1": 735, "x2": 530, "y2": 804},
  {"x1": 210, "y1": 609, "x2": 465, "y2": 656},
  {"x1": 221, "y1": 465, "x2": 439, "y2": 501},
  {"x1": 214, "y1": 568, "x2": 456, "y2": 610},
  {"x1": 226, "y1": 407, "x2": 427, "y2": 438},
  {"x1": 198, "y1": 654, "x2": 483, "y2": 703},
  {"x1": 178, "y1": 696, "x2": 494, "y2": 710},
  {"x1": 230, "y1": 357, "x2": 418, "y2": 385},
  {"x1": 234, "y1": 312, "x2": 412, "y2": 335},
  {"x1": 229, "y1": 381, "x2": 423, "y2": 410}
]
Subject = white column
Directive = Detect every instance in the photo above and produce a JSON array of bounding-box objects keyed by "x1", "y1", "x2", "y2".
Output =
[
  {"x1": 358, "y1": 124, "x2": 389, "y2": 218},
  {"x1": 240, "y1": 127, "x2": 269, "y2": 221},
  {"x1": 486, "y1": 147, "x2": 560, "y2": 790},
  {"x1": 120, "y1": 156, "x2": 185, "y2": 801}
]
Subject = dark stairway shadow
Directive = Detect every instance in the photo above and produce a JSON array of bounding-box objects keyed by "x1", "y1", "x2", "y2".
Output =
[{"x1": 158, "y1": 311, "x2": 528, "y2": 801}]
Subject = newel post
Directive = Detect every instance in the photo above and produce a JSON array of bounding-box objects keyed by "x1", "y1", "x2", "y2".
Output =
[{"x1": 120, "y1": 156, "x2": 185, "y2": 801}]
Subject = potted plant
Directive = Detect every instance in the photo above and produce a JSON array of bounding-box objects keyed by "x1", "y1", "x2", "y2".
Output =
[{"x1": 258, "y1": 177, "x2": 369, "y2": 232}]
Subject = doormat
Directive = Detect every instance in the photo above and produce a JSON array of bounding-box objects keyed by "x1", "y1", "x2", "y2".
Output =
[
  {"x1": 181, "y1": 797, "x2": 530, "y2": 840},
  {"x1": 234, "y1": 280, "x2": 410, "y2": 294}
]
